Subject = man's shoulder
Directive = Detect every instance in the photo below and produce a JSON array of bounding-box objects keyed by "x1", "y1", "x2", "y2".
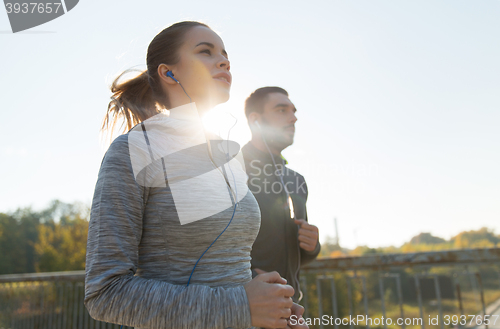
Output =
[
  {"x1": 241, "y1": 142, "x2": 263, "y2": 169},
  {"x1": 284, "y1": 165, "x2": 309, "y2": 199},
  {"x1": 284, "y1": 166, "x2": 306, "y2": 181},
  {"x1": 241, "y1": 142, "x2": 254, "y2": 159}
]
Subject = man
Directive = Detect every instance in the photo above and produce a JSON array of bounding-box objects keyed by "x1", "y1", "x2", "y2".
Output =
[{"x1": 242, "y1": 86, "x2": 320, "y2": 302}]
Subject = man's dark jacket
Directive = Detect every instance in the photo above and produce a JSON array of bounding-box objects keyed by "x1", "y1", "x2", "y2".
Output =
[{"x1": 242, "y1": 141, "x2": 321, "y2": 301}]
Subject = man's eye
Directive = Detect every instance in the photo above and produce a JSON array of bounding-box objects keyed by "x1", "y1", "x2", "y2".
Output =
[{"x1": 201, "y1": 49, "x2": 211, "y2": 55}]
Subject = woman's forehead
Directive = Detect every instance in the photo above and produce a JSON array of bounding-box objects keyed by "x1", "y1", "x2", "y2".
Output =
[{"x1": 185, "y1": 26, "x2": 225, "y2": 49}]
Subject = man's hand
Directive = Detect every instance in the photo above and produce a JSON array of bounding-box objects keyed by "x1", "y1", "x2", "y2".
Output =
[{"x1": 294, "y1": 219, "x2": 319, "y2": 252}]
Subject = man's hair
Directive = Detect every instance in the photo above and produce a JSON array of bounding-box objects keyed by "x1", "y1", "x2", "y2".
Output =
[{"x1": 244, "y1": 86, "x2": 289, "y2": 118}]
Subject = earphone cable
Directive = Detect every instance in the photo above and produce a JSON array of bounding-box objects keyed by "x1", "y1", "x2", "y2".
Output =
[
  {"x1": 119, "y1": 89, "x2": 239, "y2": 329},
  {"x1": 186, "y1": 100, "x2": 239, "y2": 286}
]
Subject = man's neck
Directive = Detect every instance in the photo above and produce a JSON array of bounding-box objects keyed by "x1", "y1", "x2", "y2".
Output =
[{"x1": 250, "y1": 137, "x2": 282, "y2": 156}]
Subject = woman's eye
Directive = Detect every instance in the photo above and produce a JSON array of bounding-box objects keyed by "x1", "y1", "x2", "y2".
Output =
[{"x1": 201, "y1": 49, "x2": 211, "y2": 55}]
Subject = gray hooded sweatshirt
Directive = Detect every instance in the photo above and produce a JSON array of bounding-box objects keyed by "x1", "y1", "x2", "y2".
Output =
[{"x1": 84, "y1": 103, "x2": 261, "y2": 329}]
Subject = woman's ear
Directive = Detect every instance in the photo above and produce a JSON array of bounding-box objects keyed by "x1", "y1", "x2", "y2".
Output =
[{"x1": 158, "y1": 64, "x2": 178, "y2": 85}]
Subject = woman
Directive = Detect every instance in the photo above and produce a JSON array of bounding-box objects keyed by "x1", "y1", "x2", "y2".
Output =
[{"x1": 84, "y1": 21, "x2": 306, "y2": 329}]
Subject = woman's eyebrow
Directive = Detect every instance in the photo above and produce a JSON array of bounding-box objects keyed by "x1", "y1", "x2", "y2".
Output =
[{"x1": 195, "y1": 42, "x2": 228, "y2": 58}]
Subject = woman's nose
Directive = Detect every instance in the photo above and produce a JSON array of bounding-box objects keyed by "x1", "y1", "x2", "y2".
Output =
[{"x1": 218, "y1": 56, "x2": 230, "y2": 71}]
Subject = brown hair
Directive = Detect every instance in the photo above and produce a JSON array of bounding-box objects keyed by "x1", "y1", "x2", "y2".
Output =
[
  {"x1": 244, "y1": 86, "x2": 288, "y2": 118},
  {"x1": 101, "y1": 21, "x2": 210, "y2": 142}
]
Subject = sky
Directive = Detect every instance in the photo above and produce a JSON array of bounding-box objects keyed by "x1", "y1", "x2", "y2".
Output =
[{"x1": 1, "y1": 0, "x2": 499, "y2": 249}]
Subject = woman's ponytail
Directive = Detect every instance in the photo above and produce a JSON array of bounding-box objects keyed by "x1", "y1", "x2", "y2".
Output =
[{"x1": 101, "y1": 69, "x2": 163, "y2": 144}]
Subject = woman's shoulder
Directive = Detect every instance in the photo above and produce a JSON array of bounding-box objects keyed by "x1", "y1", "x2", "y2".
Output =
[
  {"x1": 110, "y1": 132, "x2": 130, "y2": 146},
  {"x1": 98, "y1": 133, "x2": 136, "y2": 173},
  {"x1": 104, "y1": 133, "x2": 131, "y2": 160}
]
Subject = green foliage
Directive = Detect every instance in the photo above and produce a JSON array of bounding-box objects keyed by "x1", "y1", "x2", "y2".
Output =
[
  {"x1": 34, "y1": 215, "x2": 88, "y2": 272},
  {"x1": 321, "y1": 227, "x2": 500, "y2": 258},
  {"x1": 0, "y1": 200, "x2": 89, "y2": 274},
  {"x1": 409, "y1": 232, "x2": 446, "y2": 245},
  {"x1": 0, "y1": 209, "x2": 39, "y2": 274},
  {"x1": 318, "y1": 236, "x2": 343, "y2": 258},
  {"x1": 451, "y1": 227, "x2": 500, "y2": 248}
]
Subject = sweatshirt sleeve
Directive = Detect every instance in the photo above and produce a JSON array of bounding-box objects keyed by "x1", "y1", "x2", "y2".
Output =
[{"x1": 84, "y1": 135, "x2": 253, "y2": 329}]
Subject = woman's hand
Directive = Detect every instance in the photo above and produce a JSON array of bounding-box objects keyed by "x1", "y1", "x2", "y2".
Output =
[
  {"x1": 287, "y1": 303, "x2": 309, "y2": 329},
  {"x1": 244, "y1": 271, "x2": 294, "y2": 328},
  {"x1": 250, "y1": 268, "x2": 309, "y2": 328}
]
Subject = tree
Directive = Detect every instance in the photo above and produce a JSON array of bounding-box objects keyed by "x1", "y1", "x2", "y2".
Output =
[
  {"x1": 34, "y1": 215, "x2": 88, "y2": 272},
  {"x1": 0, "y1": 200, "x2": 89, "y2": 274},
  {"x1": 452, "y1": 227, "x2": 499, "y2": 248},
  {"x1": 409, "y1": 232, "x2": 446, "y2": 245},
  {"x1": 34, "y1": 200, "x2": 89, "y2": 272}
]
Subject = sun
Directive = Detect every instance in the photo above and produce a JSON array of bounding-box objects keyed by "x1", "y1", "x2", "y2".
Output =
[
  {"x1": 201, "y1": 102, "x2": 251, "y2": 148},
  {"x1": 202, "y1": 108, "x2": 239, "y2": 138}
]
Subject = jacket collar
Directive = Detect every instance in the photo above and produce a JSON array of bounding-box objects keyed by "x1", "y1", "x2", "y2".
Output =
[{"x1": 168, "y1": 102, "x2": 201, "y2": 123}]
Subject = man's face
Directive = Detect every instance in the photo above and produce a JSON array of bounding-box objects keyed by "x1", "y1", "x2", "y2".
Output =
[{"x1": 260, "y1": 92, "x2": 298, "y2": 150}]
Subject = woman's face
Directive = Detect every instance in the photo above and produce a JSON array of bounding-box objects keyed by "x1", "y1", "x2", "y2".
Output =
[{"x1": 168, "y1": 26, "x2": 231, "y2": 109}]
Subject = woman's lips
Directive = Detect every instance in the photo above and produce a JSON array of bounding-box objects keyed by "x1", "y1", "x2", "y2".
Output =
[
  {"x1": 214, "y1": 77, "x2": 230, "y2": 86},
  {"x1": 213, "y1": 72, "x2": 232, "y2": 85}
]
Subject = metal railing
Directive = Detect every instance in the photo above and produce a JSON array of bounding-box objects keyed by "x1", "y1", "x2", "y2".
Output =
[
  {"x1": 300, "y1": 248, "x2": 500, "y2": 329},
  {"x1": 0, "y1": 271, "x2": 130, "y2": 329},
  {"x1": 1, "y1": 248, "x2": 500, "y2": 329}
]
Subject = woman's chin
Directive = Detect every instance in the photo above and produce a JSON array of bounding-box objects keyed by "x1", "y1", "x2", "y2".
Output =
[{"x1": 214, "y1": 89, "x2": 230, "y2": 105}]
